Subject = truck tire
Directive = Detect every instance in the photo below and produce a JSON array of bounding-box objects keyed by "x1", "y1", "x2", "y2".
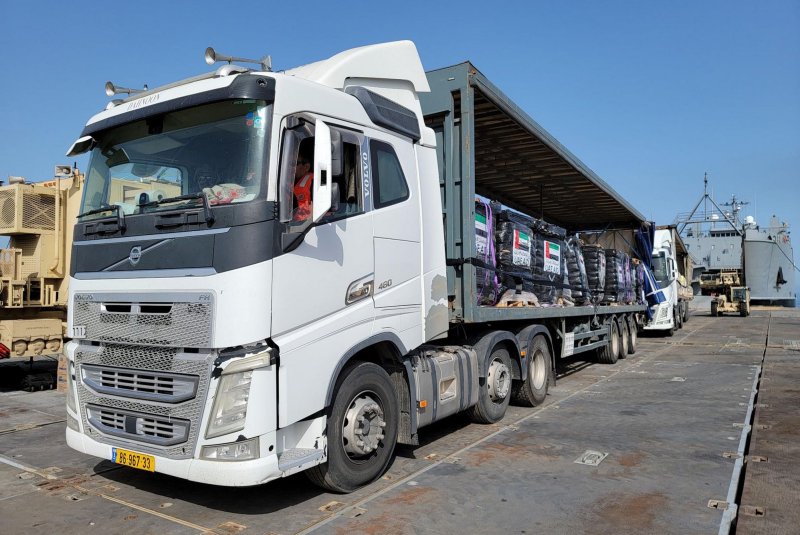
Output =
[
  {"x1": 597, "y1": 320, "x2": 619, "y2": 364},
  {"x1": 306, "y1": 362, "x2": 398, "y2": 493},
  {"x1": 710, "y1": 301, "x2": 718, "y2": 317},
  {"x1": 675, "y1": 306, "x2": 683, "y2": 330},
  {"x1": 511, "y1": 335, "x2": 551, "y2": 407},
  {"x1": 619, "y1": 319, "x2": 629, "y2": 359},
  {"x1": 468, "y1": 347, "x2": 512, "y2": 423},
  {"x1": 682, "y1": 302, "x2": 690, "y2": 324},
  {"x1": 626, "y1": 315, "x2": 637, "y2": 355}
]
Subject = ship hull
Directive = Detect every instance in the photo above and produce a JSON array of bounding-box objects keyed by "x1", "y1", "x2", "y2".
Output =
[{"x1": 744, "y1": 230, "x2": 796, "y2": 307}]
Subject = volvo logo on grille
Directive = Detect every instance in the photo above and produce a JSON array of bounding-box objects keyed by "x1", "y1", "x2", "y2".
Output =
[{"x1": 129, "y1": 246, "x2": 142, "y2": 266}]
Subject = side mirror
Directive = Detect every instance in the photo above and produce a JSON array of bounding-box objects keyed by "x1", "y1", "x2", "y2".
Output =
[{"x1": 312, "y1": 119, "x2": 332, "y2": 221}]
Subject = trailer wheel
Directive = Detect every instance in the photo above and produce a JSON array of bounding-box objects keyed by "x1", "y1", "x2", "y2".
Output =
[
  {"x1": 306, "y1": 362, "x2": 398, "y2": 493},
  {"x1": 597, "y1": 319, "x2": 619, "y2": 364},
  {"x1": 511, "y1": 335, "x2": 551, "y2": 407},
  {"x1": 619, "y1": 320, "x2": 629, "y2": 359},
  {"x1": 710, "y1": 301, "x2": 718, "y2": 317},
  {"x1": 626, "y1": 315, "x2": 637, "y2": 355},
  {"x1": 468, "y1": 347, "x2": 512, "y2": 423}
]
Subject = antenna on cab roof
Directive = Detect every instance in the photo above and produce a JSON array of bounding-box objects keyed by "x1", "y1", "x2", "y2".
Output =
[{"x1": 205, "y1": 47, "x2": 272, "y2": 72}]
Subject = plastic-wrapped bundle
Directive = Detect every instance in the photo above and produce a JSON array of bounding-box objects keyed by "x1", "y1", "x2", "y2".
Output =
[
  {"x1": 603, "y1": 249, "x2": 627, "y2": 303},
  {"x1": 581, "y1": 244, "x2": 606, "y2": 303},
  {"x1": 532, "y1": 218, "x2": 567, "y2": 240},
  {"x1": 494, "y1": 208, "x2": 535, "y2": 294},
  {"x1": 475, "y1": 200, "x2": 500, "y2": 305},
  {"x1": 532, "y1": 233, "x2": 564, "y2": 304},
  {"x1": 633, "y1": 260, "x2": 645, "y2": 304},
  {"x1": 564, "y1": 236, "x2": 591, "y2": 305},
  {"x1": 622, "y1": 254, "x2": 633, "y2": 304}
]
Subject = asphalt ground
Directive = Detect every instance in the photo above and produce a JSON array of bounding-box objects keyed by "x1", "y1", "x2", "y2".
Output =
[{"x1": 1, "y1": 305, "x2": 797, "y2": 534}]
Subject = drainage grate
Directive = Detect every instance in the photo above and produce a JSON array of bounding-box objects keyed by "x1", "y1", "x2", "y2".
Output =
[{"x1": 574, "y1": 450, "x2": 608, "y2": 466}]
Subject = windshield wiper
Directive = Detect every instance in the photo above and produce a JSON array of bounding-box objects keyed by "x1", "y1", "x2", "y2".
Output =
[
  {"x1": 76, "y1": 204, "x2": 126, "y2": 231},
  {"x1": 140, "y1": 193, "x2": 215, "y2": 225}
]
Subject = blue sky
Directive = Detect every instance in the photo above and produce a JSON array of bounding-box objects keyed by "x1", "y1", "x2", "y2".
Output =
[{"x1": 1, "y1": 1, "x2": 798, "y2": 272}]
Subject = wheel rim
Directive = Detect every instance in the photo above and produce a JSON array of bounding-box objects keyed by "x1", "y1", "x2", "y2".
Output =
[
  {"x1": 610, "y1": 325, "x2": 619, "y2": 355},
  {"x1": 621, "y1": 327, "x2": 629, "y2": 353},
  {"x1": 487, "y1": 357, "x2": 511, "y2": 402},
  {"x1": 342, "y1": 390, "x2": 386, "y2": 460},
  {"x1": 530, "y1": 350, "x2": 546, "y2": 390}
]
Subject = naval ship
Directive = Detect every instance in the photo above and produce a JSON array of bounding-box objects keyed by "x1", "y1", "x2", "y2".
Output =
[{"x1": 676, "y1": 174, "x2": 796, "y2": 307}]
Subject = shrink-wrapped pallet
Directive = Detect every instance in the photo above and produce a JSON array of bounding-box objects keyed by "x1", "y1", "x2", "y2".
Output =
[
  {"x1": 494, "y1": 208, "x2": 535, "y2": 294},
  {"x1": 582, "y1": 244, "x2": 606, "y2": 303},
  {"x1": 564, "y1": 236, "x2": 591, "y2": 306},
  {"x1": 532, "y1": 233, "x2": 564, "y2": 305},
  {"x1": 475, "y1": 200, "x2": 500, "y2": 305},
  {"x1": 604, "y1": 249, "x2": 627, "y2": 303}
]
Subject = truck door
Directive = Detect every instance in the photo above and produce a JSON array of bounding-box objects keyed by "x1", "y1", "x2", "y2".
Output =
[
  {"x1": 271, "y1": 118, "x2": 374, "y2": 426},
  {"x1": 366, "y1": 134, "x2": 423, "y2": 347}
]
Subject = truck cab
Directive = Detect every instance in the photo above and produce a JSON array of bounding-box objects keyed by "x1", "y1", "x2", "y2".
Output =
[
  {"x1": 644, "y1": 227, "x2": 692, "y2": 334},
  {"x1": 64, "y1": 41, "x2": 447, "y2": 491}
]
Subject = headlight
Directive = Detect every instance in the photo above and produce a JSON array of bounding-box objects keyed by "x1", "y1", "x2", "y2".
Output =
[
  {"x1": 206, "y1": 370, "x2": 253, "y2": 438},
  {"x1": 205, "y1": 348, "x2": 273, "y2": 439},
  {"x1": 201, "y1": 437, "x2": 259, "y2": 461}
]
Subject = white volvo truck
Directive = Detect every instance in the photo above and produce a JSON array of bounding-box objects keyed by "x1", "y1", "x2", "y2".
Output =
[
  {"x1": 64, "y1": 41, "x2": 647, "y2": 492},
  {"x1": 644, "y1": 226, "x2": 693, "y2": 335}
]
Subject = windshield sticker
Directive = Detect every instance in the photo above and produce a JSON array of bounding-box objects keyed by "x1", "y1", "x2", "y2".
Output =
[{"x1": 246, "y1": 111, "x2": 263, "y2": 128}]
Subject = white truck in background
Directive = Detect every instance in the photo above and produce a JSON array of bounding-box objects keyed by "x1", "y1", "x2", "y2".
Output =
[
  {"x1": 645, "y1": 226, "x2": 693, "y2": 335},
  {"x1": 63, "y1": 41, "x2": 648, "y2": 492}
]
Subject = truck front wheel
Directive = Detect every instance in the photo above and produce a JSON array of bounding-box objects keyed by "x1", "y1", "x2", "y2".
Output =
[
  {"x1": 306, "y1": 362, "x2": 398, "y2": 493},
  {"x1": 511, "y1": 335, "x2": 551, "y2": 407},
  {"x1": 468, "y1": 347, "x2": 512, "y2": 423}
]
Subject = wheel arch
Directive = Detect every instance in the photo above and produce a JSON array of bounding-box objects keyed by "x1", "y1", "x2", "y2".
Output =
[
  {"x1": 469, "y1": 330, "x2": 521, "y2": 380},
  {"x1": 515, "y1": 324, "x2": 554, "y2": 385}
]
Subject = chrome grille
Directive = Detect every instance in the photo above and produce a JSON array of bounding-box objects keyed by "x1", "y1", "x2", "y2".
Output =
[
  {"x1": 86, "y1": 405, "x2": 190, "y2": 447},
  {"x1": 82, "y1": 364, "x2": 199, "y2": 403},
  {"x1": 76, "y1": 343, "x2": 212, "y2": 459},
  {"x1": 72, "y1": 292, "x2": 214, "y2": 348}
]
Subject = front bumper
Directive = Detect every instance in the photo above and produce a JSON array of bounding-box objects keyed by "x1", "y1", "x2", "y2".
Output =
[
  {"x1": 643, "y1": 303, "x2": 674, "y2": 331},
  {"x1": 66, "y1": 427, "x2": 281, "y2": 487}
]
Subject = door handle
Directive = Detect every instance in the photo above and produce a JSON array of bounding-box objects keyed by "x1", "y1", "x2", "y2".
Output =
[{"x1": 346, "y1": 275, "x2": 374, "y2": 305}]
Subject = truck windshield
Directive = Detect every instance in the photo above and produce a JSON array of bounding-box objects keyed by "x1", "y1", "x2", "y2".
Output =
[
  {"x1": 80, "y1": 100, "x2": 271, "y2": 219},
  {"x1": 651, "y1": 252, "x2": 669, "y2": 287}
]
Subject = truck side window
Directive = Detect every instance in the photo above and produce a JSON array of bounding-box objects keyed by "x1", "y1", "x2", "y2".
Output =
[
  {"x1": 278, "y1": 121, "x2": 314, "y2": 224},
  {"x1": 321, "y1": 129, "x2": 364, "y2": 222},
  {"x1": 370, "y1": 140, "x2": 409, "y2": 209}
]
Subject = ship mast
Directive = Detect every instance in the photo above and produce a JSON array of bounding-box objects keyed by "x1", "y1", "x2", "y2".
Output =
[{"x1": 677, "y1": 173, "x2": 744, "y2": 237}]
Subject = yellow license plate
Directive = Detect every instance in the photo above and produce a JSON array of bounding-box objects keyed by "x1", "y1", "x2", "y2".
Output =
[{"x1": 112, "y1": 447, "x2": 155, "y2": 472}]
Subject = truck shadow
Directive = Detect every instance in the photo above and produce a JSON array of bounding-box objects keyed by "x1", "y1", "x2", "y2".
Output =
[{"x1": 94, "y1": 462, "x2": 329, "y2": 515}]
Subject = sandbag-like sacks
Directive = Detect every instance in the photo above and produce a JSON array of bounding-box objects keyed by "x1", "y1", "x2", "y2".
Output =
[
  {"x1": 474, "y1": 200, "x2": 500, "y2": 305},
  {"x1": 603, "y1": 249, "x2": 627, "y2": 303},
  {"x1": 581, "y1": 244, "x2": 606, "y2": 303},
  {"x1": 494, "y1": 207, "x2": 536, "y2": 294},
  {"x1": 564, "y1": 236, "x2": 591, "y2": 306}
]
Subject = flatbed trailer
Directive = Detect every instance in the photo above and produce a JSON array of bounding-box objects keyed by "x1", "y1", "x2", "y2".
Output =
[{"x1": 421, "y1": 62, "x2": 647, "y2": 362}]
